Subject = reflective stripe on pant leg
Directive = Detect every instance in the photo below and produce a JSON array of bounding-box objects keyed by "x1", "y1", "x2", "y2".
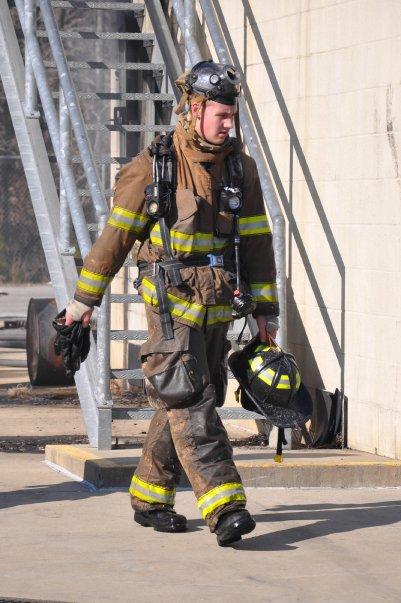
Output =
[
  {"x1": 129, "y1": 475, "x2": 176, "y2": 505},
  {"x1": 197, "y1": 482, "x2": 246, "y2": 520}
]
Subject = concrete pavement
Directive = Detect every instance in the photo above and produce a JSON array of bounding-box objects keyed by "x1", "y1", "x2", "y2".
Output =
[{"x1": 1, "y1": 452, "x2": 401, "y2": 603}]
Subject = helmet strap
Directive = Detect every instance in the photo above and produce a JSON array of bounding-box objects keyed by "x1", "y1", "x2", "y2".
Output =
[
  {"x1": 234, "y1": 110, "x2": 242, "y2": 145},
  {"x1": 274, "y1": 427, "x2": 287, "y2": 463}
]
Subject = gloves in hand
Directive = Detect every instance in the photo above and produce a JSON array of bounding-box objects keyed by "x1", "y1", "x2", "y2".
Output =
[{"x1": 52, "y1": 309, "x2": 91, "y2": 376}]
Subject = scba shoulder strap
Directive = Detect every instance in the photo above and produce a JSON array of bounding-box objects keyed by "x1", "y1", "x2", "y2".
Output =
[{"x1": 146, "y1": 130, "x2": 182, "y2": 340}]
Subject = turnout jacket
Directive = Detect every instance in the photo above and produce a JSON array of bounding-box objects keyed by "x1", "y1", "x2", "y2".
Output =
[{"x1": 74, "y1": 120, "x2": 279, "y2": 329}]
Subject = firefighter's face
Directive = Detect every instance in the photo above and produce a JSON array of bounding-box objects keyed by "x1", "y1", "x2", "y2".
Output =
[{"x1": 192, "y1": 100, "x2": 237, "y2": 144}]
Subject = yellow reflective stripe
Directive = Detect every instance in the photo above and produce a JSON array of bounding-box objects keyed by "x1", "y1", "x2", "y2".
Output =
[
  {"x1": 249, "y1": 355, "x2": 264, "y2": 372},
  {"x1": 254, "y1": 344, "x2": 273, "y2": 354},
  {"x1": 251, "y1": 282, "x2": 278, "y2": 303},
  {"x1": 239, "y1": 214, "x2": 271, "y2": 236},
  {"x1": 76, "y1": 268, "x2": 111, "y2": 295},
  {"x1": 206, "y1": 304, "x2": 233, "y2": 325},
  {"x1": 141, "y1": 278, "x2": 205, "y2": 327},
  {"x1": 198, "y1": 482, "x2": 246, "y2": 519},
  {"x1": 251, "y1": 364, "x2": 296, "y2": 390},
  {"x1": 250, "y1": 351, "x2": 301, "y2": 391},
  {"x1": 257, "y1": 366, "x2": 276, "y2": 387},
  {"x1": 150, "y1": 223, "x2": 214, "y2": 253},
  {"x1": 213, "y1": 237, "x2": 228, "y2": 251},
  {"x1": 129, "y1": 475, "x2": 175, "y2": 505},
  {"x1": 107, "y1": 206, "x2": 148, "y2": 233},
  {"x1": 276, "y1": 374, "x2": 291, "y2": 390}
]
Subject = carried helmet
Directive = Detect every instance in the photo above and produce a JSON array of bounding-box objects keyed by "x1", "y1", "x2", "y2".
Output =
[{"x1": 228, "y1": 336, "x2": 312, "y2": 428}]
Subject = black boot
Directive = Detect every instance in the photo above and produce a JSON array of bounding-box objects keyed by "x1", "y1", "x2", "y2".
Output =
[
  {"x1": 134, "y1": 509, "x2": 187, "y2": 533},
  {"x1": 215, "y1": 509, "x2": 256, "y2": 546}
]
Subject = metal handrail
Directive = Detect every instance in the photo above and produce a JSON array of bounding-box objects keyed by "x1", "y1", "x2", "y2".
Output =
[
  {"x1": 39, "y1": 0, "x2": 108, "y2": 220},
  {"x1": 14, "y1": 0, "x2": 93, "y2": 257},
  {"x1": 172, "y1": 0, "x2": 287, "y2": 348}
]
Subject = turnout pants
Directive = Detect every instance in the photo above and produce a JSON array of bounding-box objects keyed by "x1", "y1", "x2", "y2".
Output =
[{"x1": 129, "y1": 306, "x2": 246, "y2": 531}]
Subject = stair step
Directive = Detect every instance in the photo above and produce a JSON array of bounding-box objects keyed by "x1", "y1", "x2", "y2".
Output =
[
  {"x1": 110, "y1": 368, "x2": 143, "y2": 379},
  {"x1": 110, "y1": 294, "x2": 142, "y2": 303},
  {"x1": 52, "y1": 92, "x2": 171, "y2": 102},
  {"x1": 86, "y1": 124, "x2": 174, "y2": 133},
  {"x1": 110, "y1": 330, "x2": 249, "y2": 341},
  {"x1": 44, "y1": 60, "x2": 164, "y2": 71},
  {"x1": 49, "y1": 155, "x2": 130, "y2": 165},
  {"x1": 79, "y1": 188, "x2": 114, "y2": 197},
  {"x1": 110, "y1": 330, "x2": 147, "y2": 340},
  {"x1": 50, "y1": 1, "x2": 144, "y2": 12},
  {"x1": 112, "y1": 407, "x2": 263, "y2": 420},
  {"x1": 37, "y1": 30, "x2": 154, "y2": 41}
]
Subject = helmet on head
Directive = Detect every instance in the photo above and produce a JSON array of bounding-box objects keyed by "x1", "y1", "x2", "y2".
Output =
[
  {"x1": 185, "y1": 60, "x2": 241, "y2": 104},
  {"x1": 228, "y1": 336, "x2": 312, "y2": 428},
  {"x1": 175, "y1": 60, "x2": 241, "y2": 116}
]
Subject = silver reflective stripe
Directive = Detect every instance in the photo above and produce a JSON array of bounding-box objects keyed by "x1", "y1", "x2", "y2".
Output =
[
  {"x1": 239, "y1": 220, "x2": 267, "y2": 232},
  {"x1": 131, "y1": 480, "x2": 175, "y2": 504},
  {"x1": 251, "y1": 283, "x2": 278, "y2": 302},
  {"x1": 239, "y1": 216, "x2": 270, "y2": 235},
  {"x1": 79, "y1": 273, "x2": 109, "y2": 289},
  {"x1": 170, "y1": 233, "x2": 211, "y2": 249},
  {"x1": 141, "y1": 279, "x2": 205, "y2": 326},
  {"x1": 198, "y1": 486, "x2": 245, "y2": 512},
  {"x1": 170, "y1": 296, "x2": 204, "y2": 322},
  {"x1": 213, "y1": 237, "x2": 228, "y2": 250},
  {"x1": 109, "y1": 211, "x2": 145, "y2": 230},
  {"x1": 207, "y1": 305, "x2": 232, "y2": 324}
]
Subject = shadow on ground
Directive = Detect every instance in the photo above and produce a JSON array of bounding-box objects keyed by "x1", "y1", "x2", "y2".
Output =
[
  {"x1": 2, "y1": 477, "x2": 400, "y2": 546},
  {"x1": 230, "y1": 499, "x2": 401, "y2": 551},
  {"x1": 0, "y1": 480, "x2": 111, "y2": 511}
]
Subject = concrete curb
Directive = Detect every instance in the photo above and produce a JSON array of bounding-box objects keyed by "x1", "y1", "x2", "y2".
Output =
[{"x1": 45, "y1": 444, "x2": 401, "y2": 489}]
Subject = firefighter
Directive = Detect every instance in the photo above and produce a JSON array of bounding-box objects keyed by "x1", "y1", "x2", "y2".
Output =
[{"x1": 65, "y1": 60, "x2": 279, "y2": 546}]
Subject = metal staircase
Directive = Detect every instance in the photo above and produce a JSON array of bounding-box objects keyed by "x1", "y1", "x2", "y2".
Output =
[{"x1": 0, "y1": 0, "x2": 286, "y2": 449}]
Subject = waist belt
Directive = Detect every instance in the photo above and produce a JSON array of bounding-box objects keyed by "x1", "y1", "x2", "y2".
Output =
[
  {"x1": 136, "y1": 255, "x2": 233, "y2": 340},
  {"x1": 137, "y1": 254, "x2": 234, "y2": 277}
]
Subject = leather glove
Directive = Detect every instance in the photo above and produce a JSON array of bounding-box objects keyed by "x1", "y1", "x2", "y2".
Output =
[{"x1": 52, "y1": 309, "x2": 91, "y2": 376}]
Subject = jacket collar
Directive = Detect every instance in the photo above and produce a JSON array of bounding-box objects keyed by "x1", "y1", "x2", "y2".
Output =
[{"x1": 173, "y1": 117, "x2": 235, "y2": 164}]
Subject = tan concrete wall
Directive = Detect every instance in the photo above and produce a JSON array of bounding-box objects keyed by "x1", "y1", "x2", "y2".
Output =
[{"x1": 200, "y1": 0, "x2": 401, "y2": 457}]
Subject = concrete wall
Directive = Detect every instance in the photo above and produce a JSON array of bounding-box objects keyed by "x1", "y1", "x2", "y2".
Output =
[{"x1": 200, "y1": 0, "x2": 401, "y2": 457}]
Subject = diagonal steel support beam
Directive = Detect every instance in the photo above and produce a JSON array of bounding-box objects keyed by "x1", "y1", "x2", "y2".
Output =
[{"x1": 0, "y1": 0, "x2": 101, "y2": 446}]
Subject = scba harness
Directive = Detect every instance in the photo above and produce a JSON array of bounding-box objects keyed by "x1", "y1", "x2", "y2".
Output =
[{"x1": 136, "y1": 130, "x2": 255, "y2": 339}]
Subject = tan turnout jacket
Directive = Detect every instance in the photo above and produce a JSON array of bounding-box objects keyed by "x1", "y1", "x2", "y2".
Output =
[{"x1": 74, "y1": 120, "x2": 279, "y2": 329}]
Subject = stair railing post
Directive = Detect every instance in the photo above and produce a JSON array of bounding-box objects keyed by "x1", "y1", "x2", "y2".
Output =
[
  {"x1": 97, "y1": 216, "x2": 113, "y2": 450},
  {"x1": 24, "y1": 0, "x2": 40, "y2": 118},
  {"x1": 59, "y1": 86, "x2": 75, "y2": 256},
  {"x1": 194, "y1": 0, "x2": 287, "y2": 350},
  {"x1": 183, "y1": 0, "x2": 197, "y2": 70}
]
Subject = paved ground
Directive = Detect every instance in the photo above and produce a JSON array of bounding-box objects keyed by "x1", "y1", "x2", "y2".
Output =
[
  {"x1": 0, "y1": 284, "x2": 54, "y2": 319},
  {"x1": 1, "y1": 452, "x2": 401, "y2": 603}
]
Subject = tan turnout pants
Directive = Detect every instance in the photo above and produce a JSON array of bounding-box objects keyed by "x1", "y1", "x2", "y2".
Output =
[{"x1": 129, "y1": 306, "x2": 246, "y2": 531}]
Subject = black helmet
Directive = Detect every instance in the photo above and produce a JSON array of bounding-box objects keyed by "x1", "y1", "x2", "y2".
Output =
[
  {"x1": 228, "y1": 337, "x2": 312, "y2": 428},
  {"x1": 185, "y1": 60, "x2": 241, "y2": 105}
]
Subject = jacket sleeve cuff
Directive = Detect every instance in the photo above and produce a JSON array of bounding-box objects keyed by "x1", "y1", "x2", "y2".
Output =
[
  {"x1": 73, "y1": 292, "x2": 101, "y2": 308},
  {"x1": 66, "y1": 299, "x2": 93, "y2": 321}
]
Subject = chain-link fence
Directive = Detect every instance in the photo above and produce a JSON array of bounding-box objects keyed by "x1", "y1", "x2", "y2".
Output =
[{"x1": 0, "y1": 155, "x2": 49, "y2": 284}]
